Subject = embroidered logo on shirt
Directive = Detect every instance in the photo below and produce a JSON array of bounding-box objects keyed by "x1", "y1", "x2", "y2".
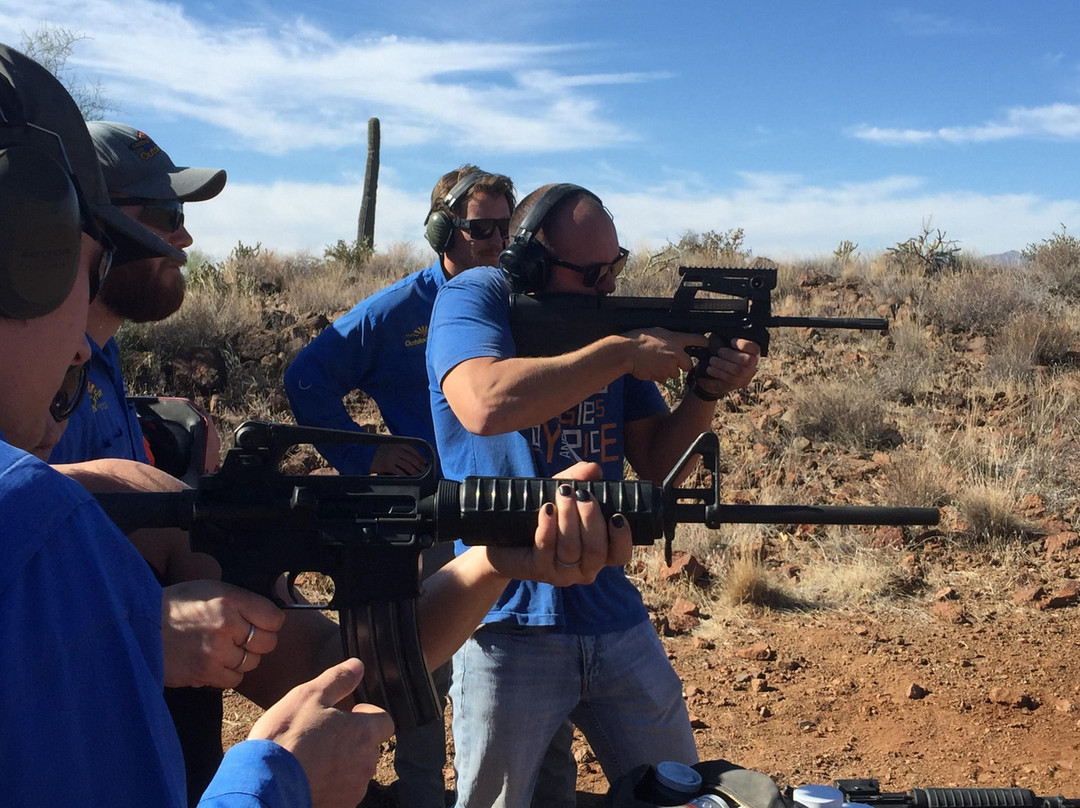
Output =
[
  {"x1": 87, "y1": 382, "x2": 105, "y2": 413},
  {"x1": 404, "y1": 325, "x2": 429, "y2": 348}
]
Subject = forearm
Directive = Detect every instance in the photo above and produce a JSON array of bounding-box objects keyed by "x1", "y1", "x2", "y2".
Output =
[
  {"x1": 445, "y1": 336, "x2": 635, "y2": 435},
  {"x1": 627, "y1": 393, "x2": 717, "y2": 484},
  {"x1": 417, "y1": 548, "x2": 508, "y2": 668}
]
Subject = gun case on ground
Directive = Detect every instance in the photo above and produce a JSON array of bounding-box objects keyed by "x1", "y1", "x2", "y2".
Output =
[{"x1": 96, "y1": 421, "x2": 938, "y2": 731}]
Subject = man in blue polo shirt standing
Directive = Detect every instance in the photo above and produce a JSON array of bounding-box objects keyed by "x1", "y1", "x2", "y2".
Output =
[{"x1": 285, "y1": 165, "x2": 515, "y2": 807}]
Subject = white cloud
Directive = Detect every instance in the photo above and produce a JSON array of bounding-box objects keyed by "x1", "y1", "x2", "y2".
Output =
[
  {"x1": 888, "y1": 9, "x2": 991, "y2": 37},
  {"x1": 852, "y1": 102, "x2": 1080, "y2": 145},
  {"x1": 186, "y1": 171, "x2": 1080, "y2": 262},
  {"x1": 184, "y1": 179, "x2": 434, "y2": 259},
  {"x1": 604, "y1": 173, "x2": 1080, "y2": 258},
  {"x1": 3, "y1": 0, "x2": 651, "y2": 156}
]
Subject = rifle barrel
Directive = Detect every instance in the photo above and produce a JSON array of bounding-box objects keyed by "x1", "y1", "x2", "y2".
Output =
[
  {"x1": 676, "y1": 503, "x2": 940, "y2": 528},
  {"x1": 769, "y1": 316, "x2": 888, "y2": 331}
]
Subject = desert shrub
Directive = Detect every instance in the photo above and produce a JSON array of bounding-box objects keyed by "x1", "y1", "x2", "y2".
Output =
[
  {"x1": 644, "y1": 228, "x2": 754, "y2": 276},
  {"x1": 886, "y1": 222, "x2": 961, "y2": 276},
  {"x1": 1022, "y1": 224, "x2": 1080, "y2": 298},
  {"x1": 617, "y1": 244, "x2": 684, "y2": 297},
  {"x1": 985, "y1": 310, "x2": 1078, "y2": 383},
  {"x1": 833, "y1": 239, "x2": 859, "y2": 264},
  {"x1": 878, "y1": 449, "x2": 953, "y2": 508},
  {"x1": 954, "y1": 484, "x2": 1032, "y2": 547},
  {"x1": 718, "y1": 551, "x2": 788, "y2": 608},
  {"x1": 875, "y1": 320, "x2": 937, "y2": 403},
  {"x1": 324, "y1": 237, "x2": 374, "y2": 269},
  {"x1": 918, "y1": 264, "x2": 1044, "y2": 335},
  {"x1": 790, "y1": 378, "x2": 903, "y2": 449}
]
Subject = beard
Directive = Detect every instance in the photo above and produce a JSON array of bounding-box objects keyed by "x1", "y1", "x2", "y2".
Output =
[{"x1": 97, "y1": 258, "x2": 186, "y2": 323}]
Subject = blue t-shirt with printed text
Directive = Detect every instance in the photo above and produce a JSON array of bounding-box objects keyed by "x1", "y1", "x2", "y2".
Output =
[{"x1": 427, "y1": 266, "x2": 668, "y2": 634}]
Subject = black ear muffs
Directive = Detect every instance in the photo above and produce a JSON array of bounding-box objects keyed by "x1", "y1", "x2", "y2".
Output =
[
  {"x1": 0, "y1": 91, "x2": 83, "y2": 320},
  {"x1": 424, "y1": 170, "x2": 484, "y2": 254},
  {"x1": 498, "y1": 183, "x2": 603, "y2": 293}
]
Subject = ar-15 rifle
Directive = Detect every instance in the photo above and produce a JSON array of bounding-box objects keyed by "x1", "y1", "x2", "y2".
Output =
[
  {"x1": 509, "y1": 265, "x2": 888, "y2": 358},
  {"x1": 834, "y1": 778, "x2": 1078, "y2": 808},
  {"x1": 96, "y1": 421, "x2": 938, "y2": 732}
]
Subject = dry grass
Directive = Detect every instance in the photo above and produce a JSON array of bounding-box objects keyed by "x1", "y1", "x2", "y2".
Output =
[{"x1": 789, "y1": 378, "x2": 903, "y2": 450}]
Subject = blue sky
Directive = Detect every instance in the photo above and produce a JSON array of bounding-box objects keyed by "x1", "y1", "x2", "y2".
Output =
[{"x1": 4, "y1": 1, "x2": 1079, "y2": 262}]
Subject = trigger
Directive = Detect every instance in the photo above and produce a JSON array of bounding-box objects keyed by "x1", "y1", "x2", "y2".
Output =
[{"x1": 686, "y1": 346, "x2": 711, "y2": 361}]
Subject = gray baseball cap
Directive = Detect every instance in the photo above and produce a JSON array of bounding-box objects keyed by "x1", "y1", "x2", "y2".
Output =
[
  {"x1": 89, "y1": 121, "x2": 226, "y2": 202},
  {"x1": 0, "y1": 44, "x2": 184, "y2": 263}
]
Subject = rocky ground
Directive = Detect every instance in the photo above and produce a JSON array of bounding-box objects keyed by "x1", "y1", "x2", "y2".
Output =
[{"x1": 222, "y1": 538, "x2": 1080, "y2": 806}]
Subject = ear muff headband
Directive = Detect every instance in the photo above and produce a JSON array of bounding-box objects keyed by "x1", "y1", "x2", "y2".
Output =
[
  {"x1": 0, "y1": 106, "x2": 83, "y2": 319},
  {"x1": 424, "y1": 170, "x2": 485, "y2": 254},
  {"x1": 498, "y1": 183, "x2": 602, "y2": 293}
]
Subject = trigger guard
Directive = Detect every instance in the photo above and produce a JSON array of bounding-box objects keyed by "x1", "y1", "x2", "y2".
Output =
[{"x1": 284, "y1": 571, "x2": 303, "y2": 607}]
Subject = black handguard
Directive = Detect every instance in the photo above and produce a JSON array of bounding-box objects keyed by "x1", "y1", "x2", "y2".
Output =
[
  {"x1": 834, "y1": 778, "x2": 1079, "y2": 808},
  {"x1": 96, "y1": 422, "x2": 939, "y2": 731}
]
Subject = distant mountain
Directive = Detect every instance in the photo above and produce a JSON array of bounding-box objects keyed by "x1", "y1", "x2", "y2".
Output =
[{"x1": 983, "y1": 250, "x2": 1027, "y2": 266}]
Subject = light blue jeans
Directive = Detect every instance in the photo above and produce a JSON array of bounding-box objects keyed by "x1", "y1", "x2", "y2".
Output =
[{"x1": 449, "y1": 619, "x2": 697, "y2": 808}]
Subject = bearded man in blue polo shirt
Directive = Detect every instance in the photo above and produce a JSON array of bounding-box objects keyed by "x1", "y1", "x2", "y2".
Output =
[{"x1": 48, "y1": 121, "x2": 225, "y2": 466}]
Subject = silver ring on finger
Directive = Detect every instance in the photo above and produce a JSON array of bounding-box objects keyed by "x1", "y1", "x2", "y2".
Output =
[
  {"x1": 555, "y1": 555, "x2": 581, "y2": 568},
  {"x1": 241, "y1": 622, "x2": 256, "y2": 649},
  {"x1": 233, "y1": 649, "x2": 249, "y2": 672}
]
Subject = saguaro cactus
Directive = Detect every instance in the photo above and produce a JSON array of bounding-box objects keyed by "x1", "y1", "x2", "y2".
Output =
[{"x1": 357, "y1": 117, "x2": 380, "y2": 248}]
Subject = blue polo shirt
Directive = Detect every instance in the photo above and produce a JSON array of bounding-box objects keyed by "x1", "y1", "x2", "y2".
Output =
[
  {"x1": 49, "y1": 334, "x2": 149, "y2": 464},
  {"x1": 285, "y1": 259, "x2": 447, "y2": 474},
  {"x1": 0, "y1": 434, "x2": 309, "y2": 807}
]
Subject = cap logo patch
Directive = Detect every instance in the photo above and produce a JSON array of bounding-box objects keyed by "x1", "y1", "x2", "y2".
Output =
[{"x1": 129, "y1": 131, "x2": 161, "y2": 161}]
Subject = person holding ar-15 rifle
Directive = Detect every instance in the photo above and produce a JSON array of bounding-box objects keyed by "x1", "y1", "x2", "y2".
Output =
[
  {"x1": 0, "y1": 42, "x2": 636, "y2": 808},
  {"x1": 426, "y1": 183, "x2": 762, "y2": 808}
]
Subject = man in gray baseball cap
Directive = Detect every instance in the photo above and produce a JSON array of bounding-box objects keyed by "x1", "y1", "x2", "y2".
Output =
[
  {"x1": 49, "y1": 123, "x2": 226, "y2": 467},
  {"x1": 90, "y1": 120, "x2": 225, "y2": 202}
]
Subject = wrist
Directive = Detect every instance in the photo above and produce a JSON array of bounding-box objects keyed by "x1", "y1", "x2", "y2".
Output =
[{"x1": 688, "y1": 377, "x2": 723, "y2": 402}]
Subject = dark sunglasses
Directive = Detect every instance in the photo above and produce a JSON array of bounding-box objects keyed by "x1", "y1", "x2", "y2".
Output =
[
  {"x1": 50, "y1": 364, "x2": 89, "y2": 422},
  {"x1": 548, "y1": 247, "x2": 629, "y2": 288},
  {"x1": 114, "y1": 197, "x2": 185, "y2": 234},
  {"x1": 451, "y1": 216, "x2": 511, "y2": 241}
]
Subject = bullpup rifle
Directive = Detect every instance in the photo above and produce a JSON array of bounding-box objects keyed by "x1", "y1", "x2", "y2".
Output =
[
  {"x1": 96, "y1": 421, "x2": 938, "y2": 731},
  {"x1": 509, "y1": 265, "x2": 888, "y2": 358}
]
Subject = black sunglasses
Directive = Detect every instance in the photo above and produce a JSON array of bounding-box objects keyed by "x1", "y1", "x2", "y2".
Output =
[
  {"x1": 50, "y1": 364, "x2": 89, "y2": 422},
  {"x1": 114, "y1": 197, "x2": 185, "y2": 234},
  {"x1": 548, "y1": 247, "x2": 629, "y2": 288},
  {"x1": 451, "y1": 216, "x2": 511, "y2": 241}
]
